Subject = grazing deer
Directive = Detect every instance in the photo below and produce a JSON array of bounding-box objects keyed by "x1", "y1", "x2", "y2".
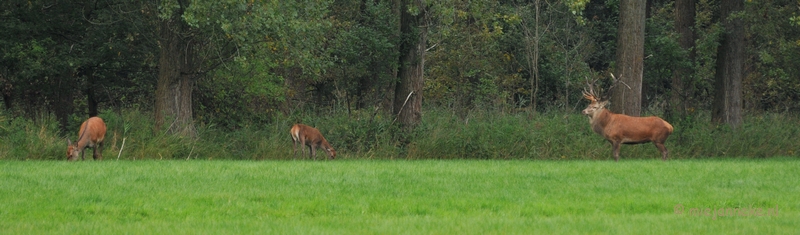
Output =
[
  {"x1": 582, "y1": 74, "x2": 673, "y2": 161},
  {"x1": 67, "y1": 117, "x2": 107, "y2": 161},
  {"x1": 290, "y1": 124, "x2": 336, "y2": 160}
]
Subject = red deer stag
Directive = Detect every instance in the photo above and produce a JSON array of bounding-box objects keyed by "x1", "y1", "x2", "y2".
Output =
[
  {"x1": 67, "y1": 117, "x2": 107, "y2": 161},
  {"x1": 290, "y1": 124, "x2": 336, "y2": 160},
  {"x1": 582, "y1": 74, "x2": 673, "y2": 161}
]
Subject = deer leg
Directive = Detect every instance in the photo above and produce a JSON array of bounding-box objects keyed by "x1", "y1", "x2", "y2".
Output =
[
  {"x1": 300, "y1": 140, "x2": 308, "y2": 159},
  {"x1": 292, "y1": 140, "x2": 298, "y2": 159},
  {"x1": 310, "y1": 145, "x2": 317, "y2": 161},
  {"x1": 655, "y1": 142, "x2": 668, "y2": 161},
  {"x1": 612, "y1": 141, "x2": 621, "y2": 162},
  {"x1": 94, "y1": 143, "x2": 104, "y2": 160}
]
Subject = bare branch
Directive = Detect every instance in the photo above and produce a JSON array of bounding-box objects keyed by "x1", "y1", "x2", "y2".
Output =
[
  {"x1": 391, "y1": 91, "x2": 415, "y2": 125},
  {"x1": 116, "y1": 137, "x2": 126, "y2": 160},
  {"x1": 604, "y1": 72, "x2": 631, "y2": 100}
]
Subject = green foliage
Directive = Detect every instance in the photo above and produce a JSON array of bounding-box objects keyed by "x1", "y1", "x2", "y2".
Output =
[
  {"x1": 1, "y1": 0, "x2": 156, "y2": 113},
  {"x1": 3, "y1": 0, "x2": 800, "y2": 146},
  {"x1": 565, "y1": 0, "x2": 592, "y2": 24},
  {"x1": 170, "y1": 0, "x2": 337, "y2": 129},
  {"x1": 0, "y1": 112, "x2": 63, "y2": 160},
  {"x1": 425, "y1": 0, "x2": 591, "y2": 111},
  {"x1": 426, "y1": 0, "x2": 498, "y2": 107},
  {"x1": 0, "y1": 160, "x2": 798, "y2": 234},
  {"x1": 643, "y1": 2, "x2": 681, "y2": 104},
  {"x1": 743, "y1": 0, "x2": 800, "y2": 111},
  {"x1": 195, "y1": 68, "x2": 284, "y2": 129},
  {"x1": 322, "y1": 0, "x2": 399, "y2": 109},
  {"x1": 2, "y1": 108, "x2": 799, "y2": 160},
  {"x1": 691, "y1": 0, "x2": 725, "y2": 109}
]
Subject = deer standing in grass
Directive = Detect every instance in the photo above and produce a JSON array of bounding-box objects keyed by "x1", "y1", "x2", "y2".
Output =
[
  {"x1": 582, "y1": 75, "x2": 673, "y2": 161},
  {"x1": 291, "y1": 124, "x2": 336, "y2": 160},
  {"x1": 67, "y1": 117, "x2": 107, "y2": 161}
]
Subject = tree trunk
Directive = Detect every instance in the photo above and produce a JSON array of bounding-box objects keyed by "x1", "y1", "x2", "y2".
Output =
[
  {"x1": 520, "y1": 0, "x2": 541, "y2": 112},
  {"x1": 611, "y1": 0, "x2": 646, "y2": 116},
  {"x1": 154, "y1": 11, "x2": 197, "y2": 137},
  {"x1": 712, "y1": 0, "x2": 744, "y2": 128},
  {"x1": 1, "y1": 73, "x2": 12, "y2": 111},
  {"x1": 54, "y1": 74, "x2": 75, "y2": 134},
  {"x1": 393, "y1": 0, "x2": 426, "y2": 130},
  {"x1": 668, "y1": 0, "x2": 695, "y2": 121},
  {"x1": 87, "y1": 70, "x2": 99, "y2": 117}
]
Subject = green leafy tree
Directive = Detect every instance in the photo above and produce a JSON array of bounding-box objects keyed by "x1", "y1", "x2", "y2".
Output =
[
  {"x1": 153, "y1": 0, "x2": 332, "y2": 136},
  {"x1": 0, "y1": 0, "x2": 155, "y2": 132},
  {"x1": 743, "y1": 0, "x2": 800, "y2": 112}
]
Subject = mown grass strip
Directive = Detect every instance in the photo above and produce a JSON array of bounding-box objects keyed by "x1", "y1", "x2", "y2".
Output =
[{"x1": 0, "y1": 159, "x2": 797, "y2": 234}]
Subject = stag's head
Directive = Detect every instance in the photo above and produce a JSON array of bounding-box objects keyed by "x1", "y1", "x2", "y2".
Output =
[
  {"x1": 581, "y1": 73, "x2": 622, "y2": 117},
  {"x1": 582, "y1": 86, "x2": 607, "y2": 117}
]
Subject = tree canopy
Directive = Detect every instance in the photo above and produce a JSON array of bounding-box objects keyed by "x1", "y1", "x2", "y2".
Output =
[{"x1": 2, "y1": 0, "x2": 799, "y2": 132}]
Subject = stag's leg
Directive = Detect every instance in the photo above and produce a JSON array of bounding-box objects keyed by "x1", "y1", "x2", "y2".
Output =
[
  {"x1": 292, "y1": 140, "x2": 296, "y2": 159},
  {"x1": 81, "y1": 149, "x2": 86, "y2": 161},
  {"x1": 94, "y1": 143, "x2": 104, "y2": 160},
  {"x1": 310, "y1": 145, "x2": 317, "y2": 161},
  {"x1": 655, "y1": 142, "x2": 668, "y2": 161},
  {"x1": 612, "y1": 142, "x2": 621, "y2": 162}
]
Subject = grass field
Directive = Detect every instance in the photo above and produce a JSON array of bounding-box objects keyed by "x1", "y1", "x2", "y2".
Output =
[{"x1": 0, "y1": 159, "x2": 797, "y2": 234}]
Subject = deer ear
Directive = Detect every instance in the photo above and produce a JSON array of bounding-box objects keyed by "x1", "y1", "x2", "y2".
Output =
[
  {"x1": 67, "y1": 139, "x2": 72, "y2": 146},
  {"x1": 600, "y1": 101, "x2": 609, "y2": 107}
]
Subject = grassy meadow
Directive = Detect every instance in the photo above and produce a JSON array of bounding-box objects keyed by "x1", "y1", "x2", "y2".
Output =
[{"x1": 0, "y1": 159, "x2": 797, "y2": 234}]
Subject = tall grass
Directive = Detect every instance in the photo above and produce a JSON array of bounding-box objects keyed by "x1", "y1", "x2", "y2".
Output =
[{"x1": 0, "y1": 108, "x2": 798, "y2": 160}]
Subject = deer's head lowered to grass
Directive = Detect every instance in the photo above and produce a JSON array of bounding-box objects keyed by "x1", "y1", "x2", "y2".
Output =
[
  {"x1": 290, "y1": 124, "x2": 336, "y2": 160},
  {"x1": 582, "y1": 73, "x2": 674, "y2": 161},
  {"x1": 67, "y1": 117, "x2": 106, "y2": 161}
]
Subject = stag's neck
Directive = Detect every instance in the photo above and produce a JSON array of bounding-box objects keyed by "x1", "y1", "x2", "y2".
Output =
[{"x1": 589, "y1": 108, "x2": 613, "y2": 132}]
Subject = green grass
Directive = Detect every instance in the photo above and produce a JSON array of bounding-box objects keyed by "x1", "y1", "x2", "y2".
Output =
[{"x1": 1, "y1": 159, "x2": 797, "y2": 234}]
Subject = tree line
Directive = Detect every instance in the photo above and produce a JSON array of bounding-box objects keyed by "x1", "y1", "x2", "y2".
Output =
[{"x1": 2, "y1": 0, "x2": 798, "y2": 136}]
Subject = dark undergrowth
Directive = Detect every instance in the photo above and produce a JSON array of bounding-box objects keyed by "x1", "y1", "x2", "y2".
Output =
[{"x1": 1, "y1": 107, "x2": 798, "y2": 160}]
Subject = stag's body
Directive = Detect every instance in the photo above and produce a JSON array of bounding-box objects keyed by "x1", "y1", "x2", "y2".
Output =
[
  {"x1": 582, "y1": 76, "x2": 673, "y2": 161},
  {"x1": 290, "y1": 124, "x2": 336, "y2": 160},
  {"x1": 584, "y1": 106, "x2": 673, "y2": 161},
  {"x1": 67, "y1": 117, "x2": 106, "y2": 161}
]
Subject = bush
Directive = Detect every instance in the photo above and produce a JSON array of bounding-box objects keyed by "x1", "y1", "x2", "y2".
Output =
[{"x1": 1, "y1": 108, "x2": 797, "y2": 160}]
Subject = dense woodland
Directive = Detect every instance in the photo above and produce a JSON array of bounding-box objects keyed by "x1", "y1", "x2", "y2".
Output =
[{"x1": 1, "y1": 0, "x2": 799, "y2": 159}]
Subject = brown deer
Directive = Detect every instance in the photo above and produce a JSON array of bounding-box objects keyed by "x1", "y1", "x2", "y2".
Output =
[
  {"x1": 67, "y1": 117, "x2": 107, "y2": 161},
  {"x1": 582, "y1": 74, "x2": 673, "y2": 161},
  {"x1": 290, "y1": 124, "x2": 336, "y2": 160}
]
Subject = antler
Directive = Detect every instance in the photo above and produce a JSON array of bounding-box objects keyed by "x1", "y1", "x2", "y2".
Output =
[
  {"x1": 582, "y1": 76, "x2": 600, "y2": 103},
  {"x1": 583, "y1": 72, "x2": 635, "y2": 102}
]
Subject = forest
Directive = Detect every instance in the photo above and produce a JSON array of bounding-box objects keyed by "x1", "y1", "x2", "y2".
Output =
[{"x1": 1, "y1": 0, "x2": 799, "y2": 160}]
